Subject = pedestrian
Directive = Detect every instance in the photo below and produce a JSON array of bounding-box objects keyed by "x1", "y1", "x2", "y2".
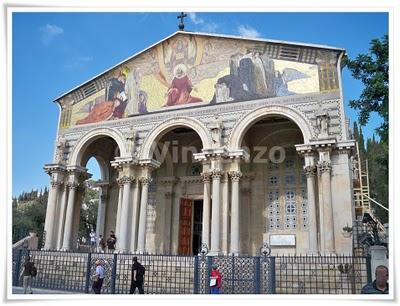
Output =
[
  {"x1": 22, "y1": 255, "x2": 36, "y2": 294},
  {"x1": 98, "y1": 235, "x2": 106, "y2": 253},
  {"x1": 91, "y1": 259, "x2": 105, "y2": 294},
  {"x1": 210, "y1": 263, "x2": 222, "y2": 294},
  {"x1": 361, "y1": 265, "x2": 389, "y2": 294},
  {"x1": 106, "y1": 230, "x2": 117, "y2": 252},
  {"x1": 129, "y1": 256, "x2": 145, "y2": 294},
  {"x1": 89, "y1": 230, "x2": 96, "y2": 251}
]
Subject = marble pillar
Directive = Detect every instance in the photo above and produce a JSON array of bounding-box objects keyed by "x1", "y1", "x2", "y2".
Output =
[
  {"x1": 201, "y1": 172, "x2": 211, "y2": 249},
  {"x1": 210, "y1": 169, "x2": 222, "y2": 254},
  {"x1": 137, "y1": 177, "x2": 151, "y2": 253},
  {"x1": 229, "y1": 171, "x2": 242, "y2": 255}
]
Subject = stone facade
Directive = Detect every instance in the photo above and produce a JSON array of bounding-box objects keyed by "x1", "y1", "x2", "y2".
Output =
[{"x1": 43, "y1": 31, "x2": 355, "y2": 256}]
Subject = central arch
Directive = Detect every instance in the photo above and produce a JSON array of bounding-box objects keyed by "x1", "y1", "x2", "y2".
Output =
[
  {"x1": 229, "y1": 104, "x2": 314, "y2": 150},
  {"x1": 140, "y1": 117, "x2": 212, "y2": 160}
]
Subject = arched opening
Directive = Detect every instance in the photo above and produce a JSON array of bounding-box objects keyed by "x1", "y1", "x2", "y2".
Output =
[
  {"x1": 147, "y1": 126, "x2": 204, "y2": 255},
  {"x1": 70, "y1": 136, "x2": 121, "y2": 251},
  {"x1": 239, "y1": 115, "x2": 308, "y2": 255}
]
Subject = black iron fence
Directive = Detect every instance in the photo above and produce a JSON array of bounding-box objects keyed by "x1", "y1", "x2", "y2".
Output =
[{"x1": 12, "y1": 249, "x2": 370, "y2": 294}]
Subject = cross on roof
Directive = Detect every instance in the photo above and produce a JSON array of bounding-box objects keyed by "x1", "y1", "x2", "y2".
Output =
[{"x1": 177, "y1": 12, "x2": 187, "y2": 30}]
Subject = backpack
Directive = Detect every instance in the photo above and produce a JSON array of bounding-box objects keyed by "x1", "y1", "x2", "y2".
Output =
[{"x1": 30, "y1": 266, "x2": 37, "y2": 277}]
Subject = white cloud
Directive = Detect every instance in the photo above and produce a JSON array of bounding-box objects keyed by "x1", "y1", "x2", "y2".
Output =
[
  {"x1": 237, "y1": 25, "x2": 261, "y2": 38},
  {"x1": 188, "y1": 13, "x2": 204, "y2": 25},
  {"x1": 187, "y1": 13, "x2": 219, "y2": 33},
  {"x1": 40, "y1": 24, "x2": 64, "y2": 45},
  {"x1": 64, "y1": 56, "x2": 93, "y2": 69}
]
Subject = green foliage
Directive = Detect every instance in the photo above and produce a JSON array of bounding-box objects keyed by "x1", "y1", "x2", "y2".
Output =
[
  {"x1": 347, "y1": 35, "x2": 389, "y2": 224},
  {"x1": 345, "y1": 34, "x2": 388, "y2": 143},
  {"x1": 78, "y1": 183, "x2": 99, "y2": 240},
  {"x1": 12, "y1": 189, "x2": 48, "y2": 245}
]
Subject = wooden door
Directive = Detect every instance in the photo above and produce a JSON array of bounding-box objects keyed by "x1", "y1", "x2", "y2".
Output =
[{"x1": 178, "y1": 198, "x2": 193, "y2": 255}]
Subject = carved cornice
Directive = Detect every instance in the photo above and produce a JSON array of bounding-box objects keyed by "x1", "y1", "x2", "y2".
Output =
[
  {"x1": 229, "y1": 171, "x2": 243, "y2": 182},
  {"x1": 303, "y1": 165, "x2": 317, "y2": 178},
  {"x1": 317, "y1": 161, "x2": 331, "y2": 175}
]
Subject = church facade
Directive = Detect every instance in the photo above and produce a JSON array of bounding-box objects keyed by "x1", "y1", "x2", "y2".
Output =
[{"x1": 43, "y1": 31, "x2": 355, "y2": 256}]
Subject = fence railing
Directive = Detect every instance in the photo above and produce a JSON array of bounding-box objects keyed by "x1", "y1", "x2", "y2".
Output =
[{"x1": 12, "y1": 249, "x2": 370, "y2": 294}]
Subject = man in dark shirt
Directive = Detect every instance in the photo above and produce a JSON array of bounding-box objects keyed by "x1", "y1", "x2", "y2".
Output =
[
  {"x1": 129, "y1": 256, "x2": 145, "y2": 294},
  {"x1": 22, "y1": 255, "x2": 35, "y2": 294},
  {"x1": 361, "y1": 265, "x2": 389, "y2": 294}
]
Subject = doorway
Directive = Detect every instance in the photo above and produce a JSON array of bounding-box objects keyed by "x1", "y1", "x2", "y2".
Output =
[{"x1": 178, "y1": 198, "x2": 203, "y2": 255}]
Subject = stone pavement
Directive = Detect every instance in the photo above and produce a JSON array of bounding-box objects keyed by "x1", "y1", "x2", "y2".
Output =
[{"x1": 12, "y1": 286, "x2": 80, "y2": 294}]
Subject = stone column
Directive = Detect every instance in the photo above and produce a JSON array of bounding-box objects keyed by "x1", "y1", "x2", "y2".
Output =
[
  {"x1": 221, "y1": 173, "x2": 229, "y2": 254},
  {"x1": 95, "y1": 184, "x2": 108, "y2": 239},
  {"x1": 43, "y1": 179, "x2": 62, "y2": 250},
  {"x1": 304, "y1": 164, "x2": 318, "y2": 254},
  {"x1": 56, "y1": 184, "x2": 69, "y2": 249},
  {"x1": 137, "y1": 177, "x2": 152, "y2": 253},
  {"x1": 115, "y1": 178, "x2": 124, "y2": 240},
  {"x1": 229, "y1": 171, "x2": 242, "y2": 255},
  {"x1": 201, "y1": 172, "x2": 211, "y2": 248},
  {"x1": 210, "y1": 169, "x2": 222, "y2": 254},
  {"x1": 61, "y1": 182, "x2": 78, "y2": 250},
  {"x1": 130, "y1": 179, "x2": 141, "y2": 252},
  {"x1": 318, "y1": 160, "x2": 335, "y2": 254},
  {"x1": 163, "y1": 191, "x2": 174, "y2": 253},
  {"x1": 118, "y1": 176, "x2": 134, "y2": 252}
]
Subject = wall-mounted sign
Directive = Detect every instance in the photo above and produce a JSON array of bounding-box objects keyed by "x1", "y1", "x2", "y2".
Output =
[{"x1": 270, "y1": 234, "x2": 296, "y2": 246}]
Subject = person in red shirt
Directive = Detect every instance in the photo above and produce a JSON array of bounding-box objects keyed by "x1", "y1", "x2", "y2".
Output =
[{"x1": 210, "y1": 263, "x2": 222, "y2": 294}]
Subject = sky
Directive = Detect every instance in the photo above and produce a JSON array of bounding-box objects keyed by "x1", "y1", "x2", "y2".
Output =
[{"x1": 11, "y1": 12, "x2": 389, "y2": 197}]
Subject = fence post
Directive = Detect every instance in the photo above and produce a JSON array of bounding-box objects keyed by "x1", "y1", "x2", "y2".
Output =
[
  {"x1": 254, "y1": 256, "x2": 261, "y2": 294},
  {"x1": 206, "y1": 256, "x2": 212, "y2": 294},
  {"x1": 111, "y1": 253, "x2": 118, "y2": 294},
  {"x1": 269, "y1": 256, "x2": 276, "y2": 294},
  {"x1": 13, "y1": 249, "x2": 23, "y2": 286},
  {"x1": 85, "y1": 252, "x2": 92, "y2": 293},
  {"x1": 193, "y1": 256, "x2": 199, "y2": 294}
]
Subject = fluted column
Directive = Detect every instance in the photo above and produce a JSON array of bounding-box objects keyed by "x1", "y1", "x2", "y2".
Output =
[
  {"x1": 43, "y1": 179, "x2": 62, "y2": 249},
  {"x1": 56, "y1": 184, "x2": 69, "y2": 249},
  {"x1": 229, "y1": 171, "x2": 242, "y2": 255},
  {"x1": 318, "y1": 161, "x2": 335, "y2": 254},
  {"x1": 115, "y1": 178, "x2": 124, "y2": 240},
  {"x1": 118, "y1": 176, "x2": 134, "y2": 252},
  {"x1": 137, "y1": 177, "x2": 152, "y2": 253},
  {"x1": 130, "y1": 179, "x2": 141, "y2": 252},
  {"x1": 201, "y1": 172, "x2": 211, "y2": 248},
  {"x1": 210, "y1": 169, "x2": 222, "y2": 254},
  {"x1": 304, "y1": 165, "x2": 318, "y2": 254},
  {"x1": 61, "y1": 182, "x2": 78, "y2": 250}
]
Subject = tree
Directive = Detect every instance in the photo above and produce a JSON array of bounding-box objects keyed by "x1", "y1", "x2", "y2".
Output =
[
  {"x1": 78, "y1": 183, "x2": 99, "y2": 240},
  {"x1": 346, "y1": 35, "x2": 389, "y2": 223},
  {"x1": 345, "y1": 34, "x2": 388, "y2": 143}
]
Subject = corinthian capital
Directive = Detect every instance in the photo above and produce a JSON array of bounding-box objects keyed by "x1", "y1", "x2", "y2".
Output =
[
  {"x1": 119, "y1": 176, "x2": 135, "y2": 185},
  {"x1": 139, "y1": 177, "x2": 152, "y2": 185},
  {"x1": 200, "y1": 172, "x2": 211, "y2": 183},
  {"x1": 67, "y1": 182, "x2": 79, "y2": 191},
  {"x1": 303, "y1": 165, "x2": 317, "y2": 178},
  {"x1": 229, "y1": 171, "x2": 242, "y2": 182},
  {"x1": 317, "y1": 161, "x2": 331, "y2": 175},
  {"x1": 50, "y1": 180, "x2": 63, "y2": 188},
  {"x1": 210, "y1": 169, "x2": 223, "y2": 179}
]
